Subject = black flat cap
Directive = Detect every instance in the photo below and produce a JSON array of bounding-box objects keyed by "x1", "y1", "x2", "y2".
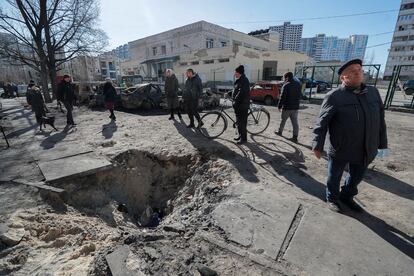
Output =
[{"x1": 338, "y1": 58, "x2": 362, "y2": 75}]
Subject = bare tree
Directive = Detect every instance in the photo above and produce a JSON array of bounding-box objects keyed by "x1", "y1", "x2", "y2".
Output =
[
  {"x1": 0, "y1": 0, "x2": 107, "y2": 101},
  {"x1": 0, "y1": 0, "x2": 52, "y2": 101},
  {"x1": 43, "y1": 0, "x2": 108, "y2": 97}
]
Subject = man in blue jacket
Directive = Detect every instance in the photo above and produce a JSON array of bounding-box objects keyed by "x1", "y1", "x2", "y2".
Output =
[{"x1": 312, "y1": 59, "x2": 387, "y2": 213}]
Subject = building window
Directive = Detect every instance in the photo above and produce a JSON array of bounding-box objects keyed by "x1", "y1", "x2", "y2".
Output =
[
  {"x1": 218, "y1": 58, "x2": 229, "y2": 63},
  {"x1": 179, "y1": 62, "x2": 188, "y2": 66},
  {"x1": 191, "y1": 61, "x2": 199, "y2": 65},
  {"x1": 161, "y1": 45, "x2": 166, "y2": 55},
  {"x1": 401, "y1": 3, "x2": 414, "y2": 10},
  {"x1": 221, "y1": 41, "x2": 227, "y2": 47},
  {"x1": 206, "y1": 38, "x2": 214, "y2": 49},
  {"x1": 203, "y1": 60, "x2": 214, "y2": 64},
  {"x1": 152, "y1": 47, "x2": 157, "y2": 56},
  {"x1": 169, "y1": 41, "x2": 174, "y2": 53}
]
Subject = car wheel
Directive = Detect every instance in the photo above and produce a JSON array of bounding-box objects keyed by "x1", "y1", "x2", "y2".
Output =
[{"x1": 264, "y1": 96, "x2": 273, "y2": 106}]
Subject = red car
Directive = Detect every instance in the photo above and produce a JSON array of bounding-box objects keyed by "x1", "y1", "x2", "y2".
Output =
[{"x1": 250, "y1": 81, "x2": 282, "y2": 105}]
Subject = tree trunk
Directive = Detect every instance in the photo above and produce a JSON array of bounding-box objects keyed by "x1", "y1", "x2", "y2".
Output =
[
  {"x1": 48, "y1": 65, "x2": 57, "y2": 100},
  {"x1": 40, "y1": 61, "x2": 51, "y2": 102}
]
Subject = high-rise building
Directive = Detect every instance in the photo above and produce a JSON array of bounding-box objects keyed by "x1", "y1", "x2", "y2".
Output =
[
  {"x1": 113, "y1": 44, "x2": 130, "y2": 60},
  {"x1": 268, "y1": 22, "x2": 303, "y2": 51},
  {"x1": 384, "y1": 0, "x2": 414, "y2": 80},
  {"x1": 300, "y1": 34, "x2": 368, "y2": 62}
]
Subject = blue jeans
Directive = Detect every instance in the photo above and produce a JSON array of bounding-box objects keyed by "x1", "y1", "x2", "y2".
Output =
[{"x1": 326, "y1": 158, "x2": 367, "y2": 202}]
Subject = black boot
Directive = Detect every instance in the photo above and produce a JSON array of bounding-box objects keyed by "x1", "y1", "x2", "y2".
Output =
[{"x1": 168, "y1": 110, "x2": 174, "y2": 120}]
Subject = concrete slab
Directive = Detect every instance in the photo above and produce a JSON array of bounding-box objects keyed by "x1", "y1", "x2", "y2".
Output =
[
  {"x1": 212, "y1": 199, "x2": 299, "y2": 260},
  {"x1": 12, "y1": 179, "x2": 65, "y2": 193},
  {"x1": 284, "y1": 206, "x2": 414, "y2": 276},
  {"x1": 106, "y1": 245, "x2": 144, "y2": 276},
  {"x1": 38, "y1": 153, "x2": 112, "y2": 183},
  {"x1": 29, "y1": 142, "x2": 93, "y2": 162},
  {"x1": 0, "y1": 226, "x2": 25, "y2": 246}
]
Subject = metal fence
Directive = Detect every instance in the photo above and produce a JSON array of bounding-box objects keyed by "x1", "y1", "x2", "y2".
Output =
[{"x1": 384, "y1": 65, "x2": 414, "y2": 109}]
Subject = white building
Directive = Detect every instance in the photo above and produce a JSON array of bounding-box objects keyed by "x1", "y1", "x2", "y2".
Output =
[
  {"x1": 174, "y1": 46, "x2": 310, "y2": 84},
  {"x1": 384, "y1": 0, "x2": 414, "y2": 80},
  {"x1": 126, "y1": 21, "x2": 273, "y2": 79}
]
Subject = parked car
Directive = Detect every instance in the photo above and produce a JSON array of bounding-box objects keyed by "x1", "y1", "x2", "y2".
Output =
[
  {"x1": 249, "y1": 81, "x2": 282, "y2": 105},
  {"x1": 298, "y1": 78, "x2": 318, "y2": 88},
  {"x1": 298, "y1": 78, "x2": 331, "y2": 92},
  {"x1": 17, "y1": 84, "x2": 28, "y2": 96},
  {"x1": 121, "y1": 83, "x2": 163, "y2": 110},
  {"x1": 315, "y1": 80, "x2": 331, "y2": 92},
  {"x1": 403, "y1": 80, "x2": 414, "y2": 95}
]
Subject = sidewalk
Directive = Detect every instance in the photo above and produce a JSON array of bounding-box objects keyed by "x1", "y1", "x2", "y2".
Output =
[{"x1": 0, "y1": 99, "x2": 112, "y2": 184}]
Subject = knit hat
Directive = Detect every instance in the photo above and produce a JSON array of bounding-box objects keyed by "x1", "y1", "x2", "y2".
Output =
[{"x1": 235, "y1": 65, "x2": 245, "y2": 74}]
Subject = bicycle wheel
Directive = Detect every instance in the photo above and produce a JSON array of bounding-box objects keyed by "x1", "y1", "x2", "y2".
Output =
[
  {"x1": 247, "y1": 107, "x2": 270, "y2": 135},
  {"x1": 200, "y1": 111, "x2": 227, "y2": 139}
]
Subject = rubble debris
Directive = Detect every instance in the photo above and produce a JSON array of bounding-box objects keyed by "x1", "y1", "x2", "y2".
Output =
[
  {"x1": 163, "y1": 222, "x2": 185, "y2": 234},
  {"x1": 117, "y1": 203, "x2": 128, "y2": 213},
  {"x1": 197, "y1": 265, "x2": 218, "y2": 276},
  {"x1": 0, "y1": 226, "x2": 25, "y2": 247}
]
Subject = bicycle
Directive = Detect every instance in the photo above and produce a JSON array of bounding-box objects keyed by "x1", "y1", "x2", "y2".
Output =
[{"x1": 199, "y1": 97, "x2": 270, "y2": 139}]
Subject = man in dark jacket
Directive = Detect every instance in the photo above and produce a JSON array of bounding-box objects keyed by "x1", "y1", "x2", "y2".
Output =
[
  {"x1": 233, "y1": 65, "x2": 250, "y2": 144},
  {"x1": 103, "y1": 78, "x2": 117, "y2": 121},
  {"x1": 28, "y1": 83, "x2": 46, "y2": 129},
  {"x1": 165, "y1": 69, "x2": 181, "y2": 120},
  {"x1": 26, "y1": 80, "x2": 35, "y2": 106},
  {"x1": 276, "y1": 72, "x2": 302, "y2": 142},
  {"x1": 312, "y1": 59, "x2": 388, "y2": 213},
  {"x1": 57, "y1": 74, "x2": 77, "y2": 126},
  {"x1": 183, "y1": 69, "x2": 203, "y2": 128}
]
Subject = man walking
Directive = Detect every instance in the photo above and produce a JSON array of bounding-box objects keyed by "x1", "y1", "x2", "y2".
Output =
[
  {"x1": 57, "y1": 74, "x2": 77, "y2": 127},
  {"x1": 276, "y1": 72, "x2": 302, "y2": 143},
  {"x1": 312, "y1": 59, "x2": 388, "y2": 213},
  {"x1": 233, "y1": 65, "x2": 250, "y2": 145},
  {"x1": 103, "y1": 77, "x2": 117, "y2": 121},
  {"x1": 165, "y1": 69, "x2": 181, "y2": 120},
  {"x1": 28, "y1": 82, "x2": 46, "y2": 130},
  {"x1": 183, "y1": 69, "x2": 203, "y2": 128}
]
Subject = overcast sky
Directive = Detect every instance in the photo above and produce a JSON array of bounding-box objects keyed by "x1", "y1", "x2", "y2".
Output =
[{"x1": 100, "y1": 0, "x2": 400, "y2": 67}]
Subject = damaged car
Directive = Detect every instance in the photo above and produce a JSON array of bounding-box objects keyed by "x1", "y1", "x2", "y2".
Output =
[
  {"x1": 160, "y1": 87, "x2": 221, "y2": 111},
  {"x1": 121, "y1": 83, "x2": 163, "y2": 110}
]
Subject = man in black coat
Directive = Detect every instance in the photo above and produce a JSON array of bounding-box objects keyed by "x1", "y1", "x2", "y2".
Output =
[
  {"x1": 312, "y1": 59, "x2": 388, "y2": 213},
  {"x1": 28, "y1": 83, "x2": 46, "y2": 129},
  {"x1": 276, "y1": 72, "x2": 302, "y2": 143},
  {"x1": 183, "y1": 69, "x2": 203, "y2": 128},
  {"x1": 103, "y1": 78, "x2": 117, "y2": 121},
  {"x1": 165, "y1": 69, "x2": 181, "y2": 120},
  {"x1": 57, "y1": 74, "x2": 77, "y2": 126},
  {"x1": 233, "y1": 65, "x2": 250, "y2": 144}
]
